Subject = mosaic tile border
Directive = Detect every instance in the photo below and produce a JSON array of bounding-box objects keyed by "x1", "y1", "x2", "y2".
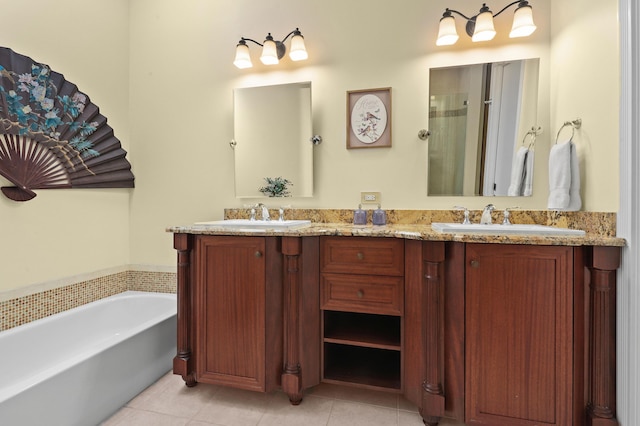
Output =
[{"x1": 0, "y1": 270, "x2": 177, "y2": 332}]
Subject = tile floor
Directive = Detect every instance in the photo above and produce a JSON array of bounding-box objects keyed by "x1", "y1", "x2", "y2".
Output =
[{"x1": 102, "y1": 372, "x2": 465, "y2": 426}]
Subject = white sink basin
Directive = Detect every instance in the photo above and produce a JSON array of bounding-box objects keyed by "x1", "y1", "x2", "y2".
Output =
[
  {"x1": 431, "y1": 222, "x2": 586, "y2": 236},
  {"x1": 194, "y1": 219, "x2": 312, "y2": 230}
]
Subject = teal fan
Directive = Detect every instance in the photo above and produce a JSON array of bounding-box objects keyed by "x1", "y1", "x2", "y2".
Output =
[{"x1": 0, "y1": 47, "x2": 134, "y2": 201}]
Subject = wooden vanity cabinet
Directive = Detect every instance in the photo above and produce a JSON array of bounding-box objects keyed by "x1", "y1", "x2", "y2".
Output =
[
  {"x1": 173, "y1": 233, "x2": 620, "y2": 426},
  {"x1": 465, "y1": 243, "x2": 582, "y2": 426},
  {"x1": 320, "y1": 237, "x2": 404, "y2": 391},
  {"x1": 193, "y1": 236, "x2": 283, "y2": 392},
  {"x1": 409, "y1": 241, "x2": 620, "y2": 426},
  {"x1": 173, "y1": 234, "x2": 320, "y2": 400}
]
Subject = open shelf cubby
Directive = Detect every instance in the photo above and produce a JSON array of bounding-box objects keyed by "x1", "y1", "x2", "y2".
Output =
[
  {"x1": 323, "y1": 342, "x2": 401, "y2": 390},
  {"x1": 322, "y1": 311, "x2": 401, "y2": 391},
  {"x1": 323, "y1": 311, "x2": 401, "y2": 350}
]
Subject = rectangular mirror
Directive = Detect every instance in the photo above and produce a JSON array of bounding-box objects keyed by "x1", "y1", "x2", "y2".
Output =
[
  {"x1": 428, "y1": 58, "x2": 539, "y2": 197},
  {"x1": 233, "y1": 82, "x2": 313, "y2": 198}
]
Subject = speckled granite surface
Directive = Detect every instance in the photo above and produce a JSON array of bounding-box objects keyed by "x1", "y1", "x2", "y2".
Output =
[
  {"x1": 166, "y1": 209, "x2": 625, "y2": 247},
  {"x1": 224, "y1": 208, "x2": 618, "y2": 235}
]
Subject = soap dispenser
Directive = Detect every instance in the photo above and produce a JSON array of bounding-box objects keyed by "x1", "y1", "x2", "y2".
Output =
[
  {"x1": 372, "y1": 204, "x2": 387, "y2": 226},
  {"x1": 353, "y1": 204, "x2": 367, "y2": 225}
]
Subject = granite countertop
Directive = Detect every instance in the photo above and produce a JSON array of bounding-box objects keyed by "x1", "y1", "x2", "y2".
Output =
[{"x1": 167, "y1": 221, "x2": 626, "y2": 247}]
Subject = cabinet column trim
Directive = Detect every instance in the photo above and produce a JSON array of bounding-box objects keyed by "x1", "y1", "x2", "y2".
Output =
[
  {"x1": 421, "y1": 241, "x2": 446, "y2": 425},
  {"x1": 281, "y1": 237, "x2": 303, "y2": 404},
  {"x1": 173, "y1": 233, "x2": 196, "y2": 387},
  {"x1": 587, "y1": 246, "x2": 621, "y2": 426}
]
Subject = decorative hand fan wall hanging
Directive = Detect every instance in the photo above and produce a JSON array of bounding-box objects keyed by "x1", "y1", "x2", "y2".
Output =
[{"x1": 0, "y1": 47, "x2": 134, "y2": 201}]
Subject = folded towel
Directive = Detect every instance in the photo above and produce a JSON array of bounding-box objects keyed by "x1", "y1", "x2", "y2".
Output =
[
  {"x1": 566, "y1": 142, "x2": 582, "y2": 210},
  {"x1": 523, "y1": 149, "x2": 535, "y2": 196},
  {"x1": 547, "y1": 141, "x2": 572, "y2": 208},
  {"x1": 508, "y1": 146, "x2": 529, "y2": 196},
  {"x1": 548, "y1": 140, "x2": 581, "y2": 210}
]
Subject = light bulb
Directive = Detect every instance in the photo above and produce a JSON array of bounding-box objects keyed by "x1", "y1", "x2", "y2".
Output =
[
  {"x1": 472, "y1": 9, "x2": 496, "y2": 42},
  {"x1": 260, "y1": 34, "x2": 279, "y2": 65},
  {"x1": 233, "y1": 41, "x2": 252, "y2": 69},
  {"x1": 510, "y1": 3, "x2": 537, "y2": 38},
  {"x1": 289, "y1": 32, "x2": 308, "y2": 61},
  {"x1": 436, "y1": 15, "x2": 459, "y2": 46}
]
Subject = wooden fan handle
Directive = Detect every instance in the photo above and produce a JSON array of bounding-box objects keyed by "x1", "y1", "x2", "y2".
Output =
[
  {"x1": 0, "y1": 167, "x2": 38, "y2": 201},
  {"x1": 1, "y1": 186, "x2": 37, "y2": 201}
]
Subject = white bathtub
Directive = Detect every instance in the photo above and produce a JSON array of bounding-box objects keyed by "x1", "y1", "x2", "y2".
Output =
[{"x1": 0, "y1": 291, "x2": 177, "y2": 426}]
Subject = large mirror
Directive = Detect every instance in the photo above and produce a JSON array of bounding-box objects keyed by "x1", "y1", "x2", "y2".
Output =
[
  {"x1": 233, "y1": 82, "x2": 313, "y2": 198},
  {"x1": 428, "y1": 58, "x2": 540, "y2": 196}
]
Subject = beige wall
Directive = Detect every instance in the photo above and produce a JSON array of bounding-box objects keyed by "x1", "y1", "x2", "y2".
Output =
[
  {"x1": 0, "y1": 0, "x2": 620, "y2": 292},
  {"x1": 0, "y1": 0, "x2": 131, "y2": 292},
  {"x1": 550, "y1": 0, "x2": 619, "y2": 211}
]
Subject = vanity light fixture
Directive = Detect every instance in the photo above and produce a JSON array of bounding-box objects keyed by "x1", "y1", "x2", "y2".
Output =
[
  {"x1": 436, "y1": 1, "x2": 536, "y2": 46},
  {"x1": 233, "y1": 28, "x2": 308, "y2": 69}
]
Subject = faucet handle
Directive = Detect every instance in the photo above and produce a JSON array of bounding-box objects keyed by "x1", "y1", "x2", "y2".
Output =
[
  {"x1": 454, "y1": 206, "x2": 471, "y2": 225},
  {"x1": 502, "y1": 206, "x2": 519, "y2": 225},
  {"x1": 278, "y1": 204, "x2": 292, "y2": 222}
]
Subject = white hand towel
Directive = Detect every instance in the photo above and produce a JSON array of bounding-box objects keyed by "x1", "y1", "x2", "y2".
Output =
[
  {"x1": 547, "y1": 140, "x2": 581, "y2": 210},
  {"x1": 523, "y1": 149, "x2": 535, "y2": 196},
  {"x1": 566, "y1": 142, "x2": 582, "y2": 211},
  {"x1": 548, "y1": 140, "x2": 572, "y2": 209},
  {"x1": 508, "y1": 146, "x2": 529, "y2": 196}
]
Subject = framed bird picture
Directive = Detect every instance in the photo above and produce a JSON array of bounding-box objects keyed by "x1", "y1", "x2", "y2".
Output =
[{"x1": 346, "y1": 87, "x2": 392, "y2": 149}]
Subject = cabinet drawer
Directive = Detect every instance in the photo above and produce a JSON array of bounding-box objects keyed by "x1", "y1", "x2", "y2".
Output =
[
  {"x1": 321, "y1": 273, "x2": 403, "y2": 315},
  {"x1": 320, "y1": 237, "x2": 404, "y2": 276}
]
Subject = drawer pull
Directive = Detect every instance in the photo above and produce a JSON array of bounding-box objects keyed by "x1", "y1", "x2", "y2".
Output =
[
  {"x1": 357, "y1": 252, "x2": 364, "y2": 260},
  {"x1": 255, "y1": 251, "x2": 263, "y2": 258},
  {"x1": 357, "y1": 289, "x2": 365, "y2": 298},
  {"x1": 470, "y1": 260, "x2": 479, "y2": 268}
]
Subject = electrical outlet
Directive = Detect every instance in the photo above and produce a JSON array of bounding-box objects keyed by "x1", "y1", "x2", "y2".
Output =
[{"x1": 361, "y1": 191, "x2": 381, "y2": 204}]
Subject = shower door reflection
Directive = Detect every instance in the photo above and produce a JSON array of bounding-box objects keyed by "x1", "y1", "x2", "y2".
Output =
[
  {"x1": 428, "y1": 93, "x2": 470, "y2": 196},
  {"x1": 427, "y1": 59, "x2": 539, "y2": 196}
]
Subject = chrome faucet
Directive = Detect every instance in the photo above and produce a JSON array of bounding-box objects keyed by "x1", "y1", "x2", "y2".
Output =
[
  {"x1": 454, "y1": 206, "x2": 471, "y2": 225},
  {"x1": 502, "y1": 207, "x2": 518, "y2": 225},
  {"x1": 502, "y1": 208, "x2": 511, "y2": 225},
  {"x1": 481, "y1": 204, "x2": 495, "y2": 225},
  {"x1": 256, "y1": 203, "x2": 270, "y2": 221}
]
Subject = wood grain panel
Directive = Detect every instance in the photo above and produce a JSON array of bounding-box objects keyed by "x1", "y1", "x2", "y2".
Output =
[
  {"x1": 195, "y1": 236, "x2": 266, "y2": 391},
  {"x1": 465, "y1": 244, "x2": 573, "y2": 426},
  {"x1": 320, "y1": 237, "x2": 404, "y2": 276},
  {"x1": 321, "y1": 273, "x2": 403, "y2": 315}
]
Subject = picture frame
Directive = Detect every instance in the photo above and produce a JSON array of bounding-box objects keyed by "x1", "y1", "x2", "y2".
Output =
[{"x1": 346, "y1": 87, "x2": 392, "y2": 149}]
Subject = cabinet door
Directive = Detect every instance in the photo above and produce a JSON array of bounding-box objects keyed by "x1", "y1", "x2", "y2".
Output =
[
  {"x1": 465, "y1": 244, "x2": 573, "y2": 426},
  {"x1": 195, "y1": 236, "x2": 268, "y2": 391}
]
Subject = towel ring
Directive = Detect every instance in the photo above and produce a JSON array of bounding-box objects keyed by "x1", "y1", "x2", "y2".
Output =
[
  {"x1": 555, "y1": 118, "x2": 582, "y2": 144},
  {"x1": 522, "y1": 132, "x2": 536, "y2": 149},
  {"x1": 522, "y1": 126, "x2": 542, "y2": 149}
]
